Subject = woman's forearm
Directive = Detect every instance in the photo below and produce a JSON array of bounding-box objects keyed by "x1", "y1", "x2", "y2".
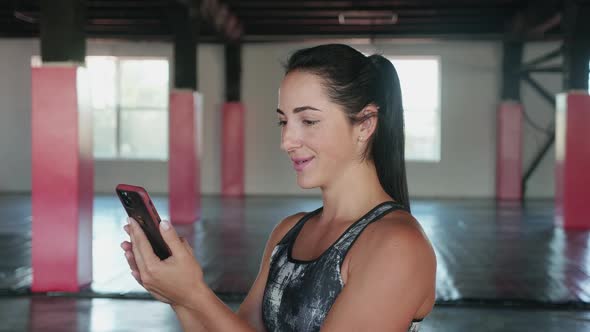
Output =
[
  {"x1": 172, "y1": 305, "x2": 208, "y2": 331},
  {"x1": 183, "y1": 284, "x2": 256, "y2": 332}
]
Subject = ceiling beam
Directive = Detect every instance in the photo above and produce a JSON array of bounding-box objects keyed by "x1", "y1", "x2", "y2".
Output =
[
  {"x1": 88, "y1": 18, "x2": 162, "y2": 25},
  {"x1": 1, "y1": 0, "x2": 563, "y2": 41},
  {"x1": 177, "y1": 0, "x2": 242, "y2": 41},
  {"x1": 243, "y1": 16, "x2": 502, "y2": 26},
  {"x1": 508, "y1": 0, "x2": 563, "y2": 39},
  {"x1": 243, "y1": 22, "x2": 501, "y2": 34},
  {"x1": 86, "y1": 1, "x2": 168, "y2": 8},
  {"x1": 226, "y1": 0, "x2": 523, "y2": 10},
  {"x1": 235, "y1": 8, "x2": 513, "y2": 18}
]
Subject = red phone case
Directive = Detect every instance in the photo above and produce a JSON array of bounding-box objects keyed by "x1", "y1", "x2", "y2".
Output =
[{"x1": 116, "y1": 184, "x2": 171, "y2": 260}]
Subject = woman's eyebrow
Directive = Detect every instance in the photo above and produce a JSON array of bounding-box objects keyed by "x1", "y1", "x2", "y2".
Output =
[{"x1": 276, "y1": 106, "x2": 323, "y2": 115}]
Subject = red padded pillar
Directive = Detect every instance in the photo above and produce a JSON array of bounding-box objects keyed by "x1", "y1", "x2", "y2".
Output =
[
  {"x1": 555, "y1": 92, "x2": 590, "y2": 229},
  {"x1": 169, "y1": 90, "x2": 201, "y2": 224},
  {"x1": 31, "y1": 65, "x2": 93, "y2": 292},
  {"x1": 221, "y1": 102, "x2": 245, "y2": 197},
  {"x1": 496, "y1": 101, "x2": 523, "y2": 200}
]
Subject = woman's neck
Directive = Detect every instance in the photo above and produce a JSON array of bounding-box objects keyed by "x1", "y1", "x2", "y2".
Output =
[{"x1": 318, "y1": 161, "x2": 392, "y2": 225}]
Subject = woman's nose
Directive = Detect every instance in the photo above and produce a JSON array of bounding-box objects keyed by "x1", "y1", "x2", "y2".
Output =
[{"x1": 280, "y1": 125, "x2": 301, "y2": 152}]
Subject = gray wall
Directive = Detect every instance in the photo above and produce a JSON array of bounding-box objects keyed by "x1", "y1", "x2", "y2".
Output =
[{"x1": 0, "y1": 39, "x2": 560, "y2": 198}]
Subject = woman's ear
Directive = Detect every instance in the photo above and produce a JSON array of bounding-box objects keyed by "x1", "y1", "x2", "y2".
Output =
[{"x1": 355, "y1": 105, "x2": 379, "y2": 142}]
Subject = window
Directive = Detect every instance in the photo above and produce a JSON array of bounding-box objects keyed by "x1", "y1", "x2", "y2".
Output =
[
  {"x1": 87, "y1": 57, "x2": 169, "y2": 160},
  {"x1": 388, "y1": 57, "x2": 441, "y2": 162},
  {"x1": 33, "y1": 55, "x2": 171, "y2": 160}
]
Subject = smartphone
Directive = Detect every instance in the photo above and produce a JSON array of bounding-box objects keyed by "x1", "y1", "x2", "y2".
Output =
[{"x1": 116, "y1": 184, "x2": 171, "y2": 260}]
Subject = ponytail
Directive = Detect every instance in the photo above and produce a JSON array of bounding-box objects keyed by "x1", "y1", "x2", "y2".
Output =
[{"x1": 368, "y1": 55, "x2": 410, "y2": 212}]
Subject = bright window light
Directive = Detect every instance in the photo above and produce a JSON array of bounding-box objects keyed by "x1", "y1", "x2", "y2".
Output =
[
  {"x1": 86, "y1": 56, "x2": 169, "y2": 160},
  {"x1": 388, "y1": 57, "x2": 441, "y2": 162}
]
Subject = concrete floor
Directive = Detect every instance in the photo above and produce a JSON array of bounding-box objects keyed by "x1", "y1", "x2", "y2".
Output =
[
  {"x1": 1, "y1": 194, "x2": 589, "y2": 330},
  {"x1": 1, "y1": 297, "x2": 589, "y2": 331}
]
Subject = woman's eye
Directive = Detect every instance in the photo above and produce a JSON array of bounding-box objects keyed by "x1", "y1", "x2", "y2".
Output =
[{"x1": 277, "y1": 119, "x2": 318, "y2": 127}]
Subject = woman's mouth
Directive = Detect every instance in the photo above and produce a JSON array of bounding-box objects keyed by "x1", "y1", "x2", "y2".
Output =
[{"x1": 292, "y1": 157, "x2": 314, "y2": 172}]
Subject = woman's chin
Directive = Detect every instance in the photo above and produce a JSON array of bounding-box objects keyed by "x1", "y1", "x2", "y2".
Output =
[{"x1": 296, "y1": 176, "x2": 320, "y2": 189}]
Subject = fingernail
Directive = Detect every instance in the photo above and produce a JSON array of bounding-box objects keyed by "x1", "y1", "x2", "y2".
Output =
[{"x1": 161, "y1": 220, "x2": 170, "y2": 231}]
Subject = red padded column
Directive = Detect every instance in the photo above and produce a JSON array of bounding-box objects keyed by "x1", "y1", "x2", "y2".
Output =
[
  {"x1": 496, "y1": 101, "x2": 523, "y2": 200},
  {"x1": 221, "y1": 102, "x2": 245, "y2": 197},
  {"x1": 31, "y1": 65, "x2": 93, "y2": 292},
  {"x1": 169, "y1": 90, "x2": 201, "y2": 224},
  {"x1": 555, "y1": 92, "x2": 590, "y2": 229}
]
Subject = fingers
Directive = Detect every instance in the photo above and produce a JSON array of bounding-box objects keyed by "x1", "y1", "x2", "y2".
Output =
[
  {"x1": 125, "y1": 250, "x2": 140, "y2": 272},
  {"x1": 127, "y1": 217, "x2": 159, "y2": 271},
  {"x1": 158, "y1": 220, "x2": 185, "y2": 257},
  {"x1": 120, "y1": 241, "x2": 139, "y2": 271},
  {"x1": 121, "y1": 240, "x2": 143, "y2": 284},
  {"x1": 121, "y1": 240, "x2": 132, "y2": 252},
  {"x1": 131, "y1": 270, "x2": 142, "y2": 284}
]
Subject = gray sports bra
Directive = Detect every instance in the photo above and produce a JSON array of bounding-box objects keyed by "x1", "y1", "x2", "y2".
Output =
[{"x1": 261, "y1": 201, "x2": 422, "y2": 332}]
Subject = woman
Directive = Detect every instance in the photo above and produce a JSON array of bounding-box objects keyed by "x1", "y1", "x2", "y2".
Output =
[{"x1": 121, "y1": 44, "x2": 436, "y2": 331}]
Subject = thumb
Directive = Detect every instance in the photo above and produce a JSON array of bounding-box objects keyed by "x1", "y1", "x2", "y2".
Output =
[{"x1": 159, "y1": 220, "x2": 185, "y2": 256}]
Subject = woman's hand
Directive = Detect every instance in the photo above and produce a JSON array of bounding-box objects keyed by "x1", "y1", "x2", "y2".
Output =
[
  {"x1": 120, "y1": 228, "x2": 173, "y2": 304},
  {"x1": 121, "y1": 218, "x2": 204, "y2": 307}
]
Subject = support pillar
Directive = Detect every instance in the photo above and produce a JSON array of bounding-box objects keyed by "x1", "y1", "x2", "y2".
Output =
[
  {"x1": 31, "y1": 0, "x2": 92, "y2": 292},
  {"x1": 168, "y1": 4, "x2": 201, "y2": 223},
  {"x1": 221, "y1": 102, "x2": 245, "y2": 196},
  {"x1": 555, "y1": 93, "x2": 590, "y2": 229},
  {"x1": 556, "y1": 0, "x2": 590, "y2": 229},
  {"x1": 169, "y1": 91, "x2": 202, "y2": 224},
  {"x1": 496, "y1": 41, "x2": 524, "y2": 201},
  {"x1": 222, "y1": 43, "x2": 245, "y2": 197},
  {"x1": 31, "y1": 66, "x2": 93, "y2": 291},
  {"x1": 496, "y1": 102, "x2": 524, "y2": 200}
]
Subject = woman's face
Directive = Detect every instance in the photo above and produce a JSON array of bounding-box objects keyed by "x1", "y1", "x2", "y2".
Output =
[{"x1": 277, "y1": 70, "x2": 361, "y2": 189}]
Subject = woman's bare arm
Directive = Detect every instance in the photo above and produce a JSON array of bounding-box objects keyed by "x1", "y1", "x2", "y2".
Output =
[
  {"x1": 147, "y1": 213, "x2": 304, "y2": 332},
  {"x1": 172, "y1": 305, "x2": 208, "y2": 331},
  {"x1": 178, "y1": 213, "x2": 303, "y2": 331},
  {"x1": 320, "y1": 216, "x2": 436, "y2": 331}
]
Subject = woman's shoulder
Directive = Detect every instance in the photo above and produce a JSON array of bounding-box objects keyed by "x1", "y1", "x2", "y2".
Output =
[
  {"x1": 352, "y1": 211, "x2": 436, "y2": 272},
  {"x1": 267, "y1": 211, "x2": 309, "y2": 246},
  {"x1": 371, "y1": 210, "x2": 429, "y2": 242},
  {"x1": 344, "y1": 211, "x2": 436, "y2": 319}
]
